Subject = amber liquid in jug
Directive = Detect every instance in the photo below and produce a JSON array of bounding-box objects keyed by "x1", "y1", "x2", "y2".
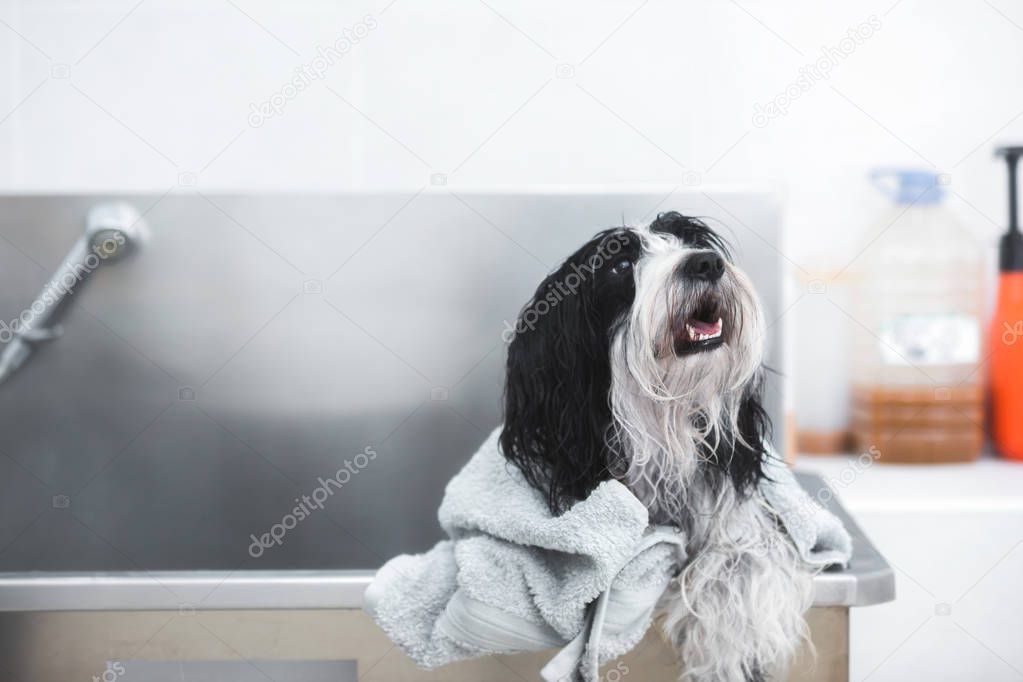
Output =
[{"x1": 850, "y1": 170, "x2": 984, "y2": 463}]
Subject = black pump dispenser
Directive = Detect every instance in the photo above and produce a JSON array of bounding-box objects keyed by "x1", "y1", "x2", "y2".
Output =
[{"x1": 996, "y1": 146, "x2": 1023, "y2": 272}]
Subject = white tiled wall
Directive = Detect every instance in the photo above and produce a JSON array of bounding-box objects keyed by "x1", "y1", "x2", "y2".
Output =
[{"x1": 3, "y1": 1, "x2": 1021, "y2": 218}]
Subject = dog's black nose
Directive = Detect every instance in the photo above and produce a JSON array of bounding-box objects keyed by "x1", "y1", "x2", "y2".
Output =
[{"x1": 682, "y1": 252, "x2": 725, "y2": 281}]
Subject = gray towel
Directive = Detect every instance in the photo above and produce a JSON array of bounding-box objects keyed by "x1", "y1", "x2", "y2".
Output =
[
  {"x1": 761, "y1": 449, "x2": 853, "y2": 569},
  {"x1": 364, "y1": 428, "x2": 850, "y2": 681}
]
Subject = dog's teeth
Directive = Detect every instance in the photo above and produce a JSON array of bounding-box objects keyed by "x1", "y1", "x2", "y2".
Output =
[{"x1": 685, "y1": 318, "x2": 723, "y2": 343}]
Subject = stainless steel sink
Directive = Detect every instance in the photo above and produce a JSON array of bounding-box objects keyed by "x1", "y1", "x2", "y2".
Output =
[
  {"x1": 0, "y1": 191, "x2": 892, "y2": 681},
  {"x1": 0, "y1": 473, "x2": 892, "y2": 681},
  {"x1": 0, "y1": 475, "x2": 893, "y2": 612},
  {"x1": 0, "y1": 190, "x2": 787, "y2": 572}
]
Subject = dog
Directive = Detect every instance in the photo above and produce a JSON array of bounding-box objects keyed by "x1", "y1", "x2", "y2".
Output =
[{"x1": 500, "y1": 212, "x2": 812, "y2": 681}]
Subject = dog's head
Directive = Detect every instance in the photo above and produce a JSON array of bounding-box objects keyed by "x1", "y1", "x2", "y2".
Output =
[{"x1": 501, "y1": 212, "x2": 769, "y2": 516}]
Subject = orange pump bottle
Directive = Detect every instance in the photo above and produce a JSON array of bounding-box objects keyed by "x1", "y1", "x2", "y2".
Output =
[{"x1": 990, "y1": 146, "x2": 1023, "y2": 461}]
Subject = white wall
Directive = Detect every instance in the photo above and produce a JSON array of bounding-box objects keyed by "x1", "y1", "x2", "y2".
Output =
[{"x1": 4, "y1": 0, "x2": 1022, "y2": 432}]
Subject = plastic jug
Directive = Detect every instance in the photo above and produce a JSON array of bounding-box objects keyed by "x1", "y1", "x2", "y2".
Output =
[{"x1": 849, "y1": 169, "x2": 985, "y2": 462}]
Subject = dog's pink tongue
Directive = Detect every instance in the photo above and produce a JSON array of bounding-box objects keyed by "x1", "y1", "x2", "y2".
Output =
[{"x1": 688, "y1": 318, "x2": 721, "y2": 335}]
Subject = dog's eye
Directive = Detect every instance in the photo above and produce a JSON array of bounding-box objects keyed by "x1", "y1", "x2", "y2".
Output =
[{"x1": 610, "y1": 258, "x2": 632, "y2": 275}]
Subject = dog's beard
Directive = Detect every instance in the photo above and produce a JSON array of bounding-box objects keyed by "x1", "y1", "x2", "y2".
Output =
[
  {"x1": 609, "y1": 244, "x2": 766, "y2": 524},
  {"x1": 607, "y1": 239, "x2": 811, "y2": 681}
]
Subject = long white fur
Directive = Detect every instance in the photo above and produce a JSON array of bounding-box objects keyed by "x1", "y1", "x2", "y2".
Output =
[{"x1": 609, "y1": 226, "x2": 813, "y2": 681}]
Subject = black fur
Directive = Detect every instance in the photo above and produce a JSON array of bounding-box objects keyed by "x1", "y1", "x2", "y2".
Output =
[
  {"x1": 500, "y1": 228, "x2": 639, "y2": 513},
  {"x1": 699, "y1": 371, "x2": 771, "y2": 496},
  {"x1": 649, "y1": 211, "x2": 732, "y2": 258},
  {"x1": 501, "y1": 214, "x2": 769, "y2": 515}
]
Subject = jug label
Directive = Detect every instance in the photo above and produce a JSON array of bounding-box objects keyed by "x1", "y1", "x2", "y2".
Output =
[{"x1": 878, "y1": 313, "x2": 979, "y2": 365}]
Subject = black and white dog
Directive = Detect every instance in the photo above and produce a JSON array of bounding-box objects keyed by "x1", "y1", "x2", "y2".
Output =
[{"x1": 500, "y1": 212, "x2": 811, "y2": 681}]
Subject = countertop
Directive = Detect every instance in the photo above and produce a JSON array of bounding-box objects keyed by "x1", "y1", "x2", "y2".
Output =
[{"x1": 796, "y1": 454, "x2": 1023, "y2": 513}]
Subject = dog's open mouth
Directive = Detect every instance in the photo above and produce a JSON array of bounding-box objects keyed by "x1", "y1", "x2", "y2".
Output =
[{"x1": 674, "y1": 294, "x2": 725, "y2": 355}]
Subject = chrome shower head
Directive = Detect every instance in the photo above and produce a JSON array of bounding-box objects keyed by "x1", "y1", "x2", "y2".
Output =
[{"x1": 84, "y1": 202, "x2": 149, "y2": 260}]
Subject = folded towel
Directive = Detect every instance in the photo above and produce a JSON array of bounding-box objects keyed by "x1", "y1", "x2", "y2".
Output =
[
  {"x1": 761, "y1": 450, "x2": 853, "y2": 569},
  {"x1": 364, "y1": 427, "x2": 851, "y2": 681}
]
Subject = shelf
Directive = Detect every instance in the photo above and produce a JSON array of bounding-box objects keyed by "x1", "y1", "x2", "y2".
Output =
[{"x1": 796, "y1": 454, "x2": 1023, "y2": 513}]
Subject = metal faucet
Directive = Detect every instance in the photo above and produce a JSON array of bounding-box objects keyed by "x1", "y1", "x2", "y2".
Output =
[{"x1": 0, "y1": 202, "x2": 148, "y2": 386}]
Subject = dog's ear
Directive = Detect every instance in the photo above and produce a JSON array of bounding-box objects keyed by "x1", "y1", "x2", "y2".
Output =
[
  {"x1": 718, "y1": 368, "x2": 771, "y2": 493},
  {"x1": 500, "y1": 230, "x2": 636, "y2": 513}
]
